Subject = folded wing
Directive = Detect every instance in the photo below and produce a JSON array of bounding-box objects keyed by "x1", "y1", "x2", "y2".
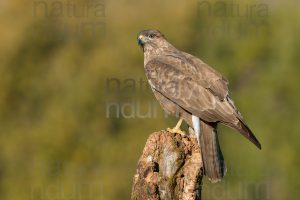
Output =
[{"x1": 145, "y1": 58, "x2": 261, "y2": 149}]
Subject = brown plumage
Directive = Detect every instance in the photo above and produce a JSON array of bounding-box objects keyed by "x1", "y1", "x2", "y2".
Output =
[{"x1": 137, "y1": 29, "x2": 261, "y2": 182}]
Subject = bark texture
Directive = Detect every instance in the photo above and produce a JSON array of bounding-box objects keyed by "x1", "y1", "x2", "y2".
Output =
[{"x1": 131, "y1": 129, "x2": 203, "y2": 200}]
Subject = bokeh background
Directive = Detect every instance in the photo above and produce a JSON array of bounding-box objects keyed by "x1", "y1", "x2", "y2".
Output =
[{"x1": 0, "y1": 0, "x2": 299, "y2": 199}]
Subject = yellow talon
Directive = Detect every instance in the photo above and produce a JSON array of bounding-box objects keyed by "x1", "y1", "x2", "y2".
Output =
[
  {"x1": 167, "y1": 127, "x2": 186, "y2": 135},
  {"x1": 166, "y1": 118, "x2": 185, "y2": 135}
]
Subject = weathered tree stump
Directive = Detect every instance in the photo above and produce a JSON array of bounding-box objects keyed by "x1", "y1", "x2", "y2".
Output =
[{"x1": 131, "y1": 128, "x2": 203, "y2": 200}]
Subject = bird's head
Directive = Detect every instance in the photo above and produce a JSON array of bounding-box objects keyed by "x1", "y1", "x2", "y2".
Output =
[{"x1": 137, "y1": 29, "x2": 166, "y2": 50}]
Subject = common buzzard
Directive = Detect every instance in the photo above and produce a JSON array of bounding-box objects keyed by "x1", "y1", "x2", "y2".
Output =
[{"x1": 137, "y1": 29, "x2": 261, "y2": 183}]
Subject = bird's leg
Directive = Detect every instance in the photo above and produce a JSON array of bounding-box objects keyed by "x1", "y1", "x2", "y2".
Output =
[{"x1": 167, "y1": 118, "x2": 186, "y2": 135}]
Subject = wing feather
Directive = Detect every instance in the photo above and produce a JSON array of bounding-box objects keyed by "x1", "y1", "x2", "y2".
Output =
[
  {"x1": 145, "y1": 58, "x2": 261, "y2": 149},
  {"x1": 182, "y1": 52, "x2": 229, "y2": 100},
  {"x1": 145, "y1": 59, "x2": 236, "y2": 124}
]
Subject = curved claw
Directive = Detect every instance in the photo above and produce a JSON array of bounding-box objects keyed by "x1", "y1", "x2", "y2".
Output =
[{"x1": 167, "y1": 127, "x2": 186, "y2": 135}]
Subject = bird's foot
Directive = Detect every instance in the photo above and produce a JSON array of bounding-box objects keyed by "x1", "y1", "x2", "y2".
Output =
[{"x1": 167, "y1": 127, "x2": 186, "y2": 135}]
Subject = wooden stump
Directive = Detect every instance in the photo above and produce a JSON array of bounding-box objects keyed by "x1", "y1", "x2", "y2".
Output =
[{"x1": 131, "y1": 129, "x2": 203, "y2": 200}]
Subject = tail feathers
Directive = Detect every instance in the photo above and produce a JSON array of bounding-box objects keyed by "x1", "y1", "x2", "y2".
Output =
[{"x1": 200, "y1": 121, "x2": 226, "y2": 183}]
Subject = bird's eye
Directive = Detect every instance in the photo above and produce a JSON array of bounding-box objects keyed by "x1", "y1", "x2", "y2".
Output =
[{"x1": 149, "y1": 34, "x2": 155, "y2": 38}]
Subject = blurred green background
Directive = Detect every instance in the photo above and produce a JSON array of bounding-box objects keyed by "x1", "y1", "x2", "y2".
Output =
[{"x1": 0, "y1": 0, "x2": 299, "y2": 199}]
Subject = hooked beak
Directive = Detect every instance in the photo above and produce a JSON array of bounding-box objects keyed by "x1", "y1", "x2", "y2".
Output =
[{"x1": 137, "y1": 35, "x2": 146, "y2": 46}]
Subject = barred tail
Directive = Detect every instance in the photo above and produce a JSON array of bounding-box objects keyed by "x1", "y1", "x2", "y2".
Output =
[{"x1": 200, "y1": 121, "x2": 226, "y2": 183}]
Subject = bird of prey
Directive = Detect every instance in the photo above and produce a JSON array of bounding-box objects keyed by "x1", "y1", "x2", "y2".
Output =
[{"x1": 137, "y1": 29, "x2": 261, "y2": 183}]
